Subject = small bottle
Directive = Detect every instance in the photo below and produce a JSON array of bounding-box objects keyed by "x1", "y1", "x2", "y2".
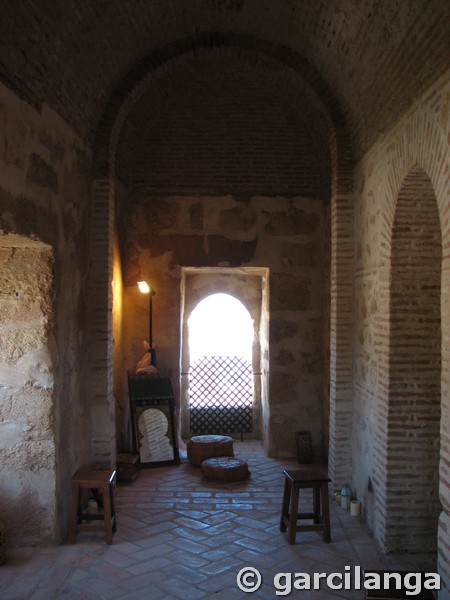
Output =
[{"x1": 340, "y1": 485, "x2": 352, "y2": 509}]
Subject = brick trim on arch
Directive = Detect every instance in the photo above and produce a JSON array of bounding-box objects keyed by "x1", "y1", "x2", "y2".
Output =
[
  {"x1": 327, "y1": 121, "x2": 355, "y2": 488},
  {"x1": 86, "y1": 177, "x2": 116, "y2": 467},
  {"x1": 88, "y1": 32, "x2": 355, "y2": 481},
  {"x1": 372, "y1": 76, "x2": 449, "y2": 588},
  {"x1": 387, "y1": 169, "x2": 441, "y2": 553},
  {"x1": 92, "y1": 32, "x2": 351, "y2": 178}
]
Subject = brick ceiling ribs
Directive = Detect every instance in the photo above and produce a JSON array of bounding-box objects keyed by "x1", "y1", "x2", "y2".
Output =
[{"x1": 0, "y1": 0, "x2": 448, "y2": 159}]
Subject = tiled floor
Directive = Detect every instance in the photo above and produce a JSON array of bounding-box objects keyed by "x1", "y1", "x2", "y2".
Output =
[{"x1": 0, "y1": 441, "x2": 437, "y2": 599}]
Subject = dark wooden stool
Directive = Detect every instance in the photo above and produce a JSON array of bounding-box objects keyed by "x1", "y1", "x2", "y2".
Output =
[
  {"x1": 363, "y1": 571, "x2": 435, "y2": 599},
  {"x1": 69, "y1": 469, "x2": 117, "y2": 544},
  {"x1": 280, "y1": 465, "x2": 331, "y2": 544}
]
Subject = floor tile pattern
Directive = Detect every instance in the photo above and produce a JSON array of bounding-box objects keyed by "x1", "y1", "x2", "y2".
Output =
[{"x1": 0, "y1": 441, "x2": 437, "y2": 599}]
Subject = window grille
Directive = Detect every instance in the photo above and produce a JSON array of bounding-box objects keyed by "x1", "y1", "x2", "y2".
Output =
[{"x1": 189, "y1": 355, "x2": 253, "y2": 435}]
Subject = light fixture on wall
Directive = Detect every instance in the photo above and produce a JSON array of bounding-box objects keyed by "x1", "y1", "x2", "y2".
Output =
[{"x1": 138, "y1": 280, "x2": 156, "y2": 366}]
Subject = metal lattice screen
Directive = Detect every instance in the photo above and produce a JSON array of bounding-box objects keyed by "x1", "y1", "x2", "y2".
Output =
[{"x1": 189, "y1": 355, "x2": 253, "y2": 435}]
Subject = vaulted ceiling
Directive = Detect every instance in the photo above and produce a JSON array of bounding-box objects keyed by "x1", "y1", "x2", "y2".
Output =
[{"x1": 0, "y1": 0, "x2": 448, "y2": 159}]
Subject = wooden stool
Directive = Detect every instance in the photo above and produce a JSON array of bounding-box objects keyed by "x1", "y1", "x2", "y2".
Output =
[
  {"x1": 187, "y1": 435, "x2": 234, "y2": 467},
  {"x1": 280, "y1": 465, "x2": 331, "y2": 544},
  {"x1": 69, "y1": 469, "x2": 117, "y2": 544},
  {"x1": 201, "y1": 456, "x2": 250, "y2": 482}
]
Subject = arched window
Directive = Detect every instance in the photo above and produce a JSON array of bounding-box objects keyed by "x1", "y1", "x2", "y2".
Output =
[{"x1": 187, "y1": 293, "x2": 254, "y2": 435}]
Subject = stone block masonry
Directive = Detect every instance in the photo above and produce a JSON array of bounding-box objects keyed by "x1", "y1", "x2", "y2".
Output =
[
  {"x1": 0, "y1": 241, "x2": 56, "y2": 545},
  {"x1": 123, "y1": 193, "x2": 327, "y2": 460}
]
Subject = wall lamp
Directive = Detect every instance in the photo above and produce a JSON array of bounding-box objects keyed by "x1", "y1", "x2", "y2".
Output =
[{"x1": 138, "y1": 280, "x2": 157, "y2": 366}]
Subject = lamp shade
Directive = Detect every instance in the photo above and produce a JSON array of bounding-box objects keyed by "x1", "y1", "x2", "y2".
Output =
[{"x1": 138, "y1": 281, "x2": 150, "y2": 294}]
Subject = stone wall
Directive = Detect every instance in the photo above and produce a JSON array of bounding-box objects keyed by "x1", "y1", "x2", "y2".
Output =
[
  {"x1": 0, "y1": 3, "x2": 447, "y2": 574},
  {"x1": 0, "y1": 239, "x2": 55, "y2": 544},
  {"x1": 121, "y1": 194, "x2": 328, "y2": 458},
  {"x1": 352, "y1": 72, "x2": 449, "y2": 585},
  {"x1": 95, "y1": 30, "x2": 345, "y2": 472},
  {"x1": 0, "y1": 82, "x2": 92, "y2": 543}
]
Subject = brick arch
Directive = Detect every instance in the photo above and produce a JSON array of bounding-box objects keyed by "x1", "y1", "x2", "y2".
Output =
[
  {"x1": 114, "y1": 46, "x2": 334, "y2": 200},
  {"x1": 88, "y1": 32, "x2": 355, "y2": 484},
  {"x1": 92, "y1": 32, "x2": 350, "y2": 178},
  {"x1": 374, "y1": 107, "x2": 449, "y2": 579},
  {"x1": 387, "y1": 169, "x2": 441, "y2": 553}
]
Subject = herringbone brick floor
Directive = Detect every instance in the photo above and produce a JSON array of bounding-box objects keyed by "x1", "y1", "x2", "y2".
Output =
[{"x1": 0, "y1": 441, "x2": 436, "y2": 599}]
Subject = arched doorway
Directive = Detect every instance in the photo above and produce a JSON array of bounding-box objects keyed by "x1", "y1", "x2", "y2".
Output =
[
  {"x1": 386, "y1": 168, "x2": 441, "y2": 553},
  {"x1": 188, "y1": 293, "x2": 254, "y2": 436}
]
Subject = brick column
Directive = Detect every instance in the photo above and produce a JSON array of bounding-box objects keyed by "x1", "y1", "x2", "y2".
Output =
[
  {"x1": 439, "y1": 256, "x2": 450, "y2": 594},
  {"x1": 328, "y1": 127, "x2": 354, "y2": 489},
  {"x1": 86, "y1": 177, "x2": 116, "y2": 468}
]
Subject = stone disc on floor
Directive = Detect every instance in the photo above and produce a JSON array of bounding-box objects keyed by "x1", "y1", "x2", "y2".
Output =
[
  {"x1": 187, "y1": 434, "x2": 234, "y2": 466},
  {"x1": 201, "y1": 456, "x2": 250, "y2": 482}
]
